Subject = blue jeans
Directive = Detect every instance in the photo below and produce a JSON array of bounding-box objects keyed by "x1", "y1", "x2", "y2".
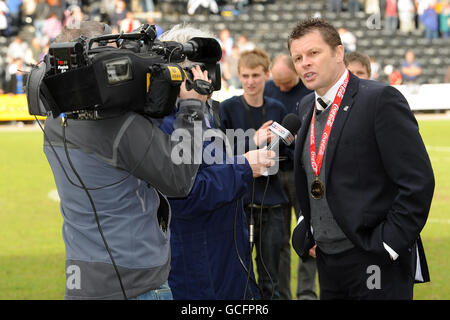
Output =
[
  {"x1": 425, "y1": 28, "x2": 438, "y2": 42},
  {"x1": 141, "y1": 0, "x2": 155, "y2": 12},
  {"x1": 385, "y1": 16, "x2": 398, "y2": 32},
  {"x1": 131, "y1": 281, "x2": 173, "y2": 300}
]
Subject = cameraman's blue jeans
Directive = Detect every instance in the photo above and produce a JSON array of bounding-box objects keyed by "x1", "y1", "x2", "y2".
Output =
[{"x1": 131, "y1": 281, "x2": 173, "y2": 300}]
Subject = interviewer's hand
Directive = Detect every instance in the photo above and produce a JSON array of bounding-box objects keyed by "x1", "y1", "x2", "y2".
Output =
[
  {"x1": 244, "y1": 148, "x2": 276, "y2": 177},
  {"x1": 253, "y1": 120, "x2": 275, "y2": 148},
  {"x1": 179, "y1": 65, "x2": 210, "y2": 103}
]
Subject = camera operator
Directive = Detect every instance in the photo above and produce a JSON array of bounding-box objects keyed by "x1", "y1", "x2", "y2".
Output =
[{"x1": 42, "y1": 21, "x2": 210, "y2": 300}]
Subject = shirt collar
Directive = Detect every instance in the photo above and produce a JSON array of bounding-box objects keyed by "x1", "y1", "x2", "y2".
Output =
[{"x1": 315, "y1": 69, "x2": 349, "y2": 111}]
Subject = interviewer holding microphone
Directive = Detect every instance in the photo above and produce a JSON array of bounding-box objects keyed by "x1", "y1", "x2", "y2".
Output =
[{"x1": 159, "y1": 24, "x2": 276, "y2": 300}]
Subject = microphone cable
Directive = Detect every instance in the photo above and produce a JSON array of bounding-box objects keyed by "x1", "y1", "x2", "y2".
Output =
[
  {"x1": 60, "y1": 116, "x2": 128, "y2": 299},
  {"x1": 233, "y1": 197, "x2": 261, "y2": 300},
  {"x1": 242, "y1": 173, "x2": 274, "y2": 300},
  {"x1": 37, "y1": 113, "x2": 171, "y2": 299},
  {"x1": 36, "y1": 115, "x2": 160, "y2": 300},
  {"x1": 244, "y1": 178, "x2": 258, "y2": 299},
  {"x1": 257, "y1": 174, "x2": 275, "y2": 300}
]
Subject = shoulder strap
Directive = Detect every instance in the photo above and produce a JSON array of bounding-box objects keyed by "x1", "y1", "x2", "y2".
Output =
[{"x1": 240, "y1": 95, "x2": 266, "y2": 129}]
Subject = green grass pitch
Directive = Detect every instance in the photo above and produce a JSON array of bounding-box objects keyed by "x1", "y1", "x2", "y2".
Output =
[{"x1": 0, "y1": 118, "x2": 449, "y2": 300}]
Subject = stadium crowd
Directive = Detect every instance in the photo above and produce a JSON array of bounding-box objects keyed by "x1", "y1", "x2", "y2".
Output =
[{"x1": 0, "y1": 0, "x2": 449, "y2": 95}]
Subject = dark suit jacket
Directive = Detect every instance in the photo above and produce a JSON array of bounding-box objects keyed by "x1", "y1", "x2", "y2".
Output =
[{"x1": 292, "y1": 73, "x2": 434, "y2": 282}]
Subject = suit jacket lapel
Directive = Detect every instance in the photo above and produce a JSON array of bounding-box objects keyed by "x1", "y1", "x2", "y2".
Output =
[
  {"x1": 295, "y1": 95, "x2": 315, "y2": 167},
  {"x1": 324, "y1": 73, "x2": 359, "y2": 181},
  {"x1": 294, "y1": 94, "x2": 315, "y2": 223}
]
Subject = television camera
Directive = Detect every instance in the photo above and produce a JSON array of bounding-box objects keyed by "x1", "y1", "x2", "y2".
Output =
[{"x1": 26, "y1": 24, "x2": 222, "y2": 119}]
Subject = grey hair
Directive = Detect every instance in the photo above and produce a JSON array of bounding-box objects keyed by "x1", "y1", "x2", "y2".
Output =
[{"x1": 159, "y1": 23, "x2": 216, "y2": 67}]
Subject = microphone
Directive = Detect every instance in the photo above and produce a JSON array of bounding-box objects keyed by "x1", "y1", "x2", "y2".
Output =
[
  {"x1": 263, "y1": 114, "x2": 301, "y2": 176},
  {"x1": 267, "y1": 113, "x2": 302, "y2": 151}
]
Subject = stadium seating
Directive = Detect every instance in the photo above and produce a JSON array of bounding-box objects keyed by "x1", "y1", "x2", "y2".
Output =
[
  {"x1": 150, "y1": 0, "x2": 449, "y2": 84},
  {"x1": 0, "y1": 0, "x2": 448, "y2": 87}
]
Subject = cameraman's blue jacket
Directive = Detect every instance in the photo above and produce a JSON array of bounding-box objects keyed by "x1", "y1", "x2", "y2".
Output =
[{"x1": 160, "y1": 111, "x2": 259, "y2": 300}]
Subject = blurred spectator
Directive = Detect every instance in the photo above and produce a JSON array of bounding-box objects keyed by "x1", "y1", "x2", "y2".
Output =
[
  {"x1": 237, "y1": 33, "x2": 255, "y2": 53},
  {"x1": 6, "y1": 0, "x2": 22, "y2": 30},
  {"x1": 389, "y1": 68, "x2": 403, "y2": 84},
  {"x1": 365, "y1": 0, "x2": 381, "y2": 15},
  {"x1": 338, "y1": 27, "x2": 357, "y2": 52},
  {"x1": 416, "y1": 0, "x2": 431, "y2": 30},
  {"x1": 347, "y1": 0, "x2": 361, "y2": 14},
  {"x1": 38, "y1": 40, "x2": 50, "y2": 63},
  {"x1": 398, "y1": 0, "x2": 416, "y2": 33},
  {"x1": 233, "y1": 0, "x2": 249, "y2": 12},
  {"x1": 370, "y1": 56, "x2": 381, "y2": 80},
  {"x1": 7, "y1": 35, "x2": 28, "y2": 62},
  {"x1": 420, "y1": 2, "x2": 439, "y2": 43},
  {"x1": 141, "y1": 0, "x2": 154, "y2": 12},
  {"x1": 43, "y1": 11, "x2": 63, "y2": 41},
  {"x1": 384, "y1": 64, "x2": 403, "y2": 84},
  {"x1": 401, "y1": 50, "x2": 422, "y2": 83},
  {"x1": 328, "y1": 0, "x2": 342, "y2": 13},
  {"x1": 146, "y1": 17, "x2": 163, "y2": 38},
  {"x1": 263, "y1": 53, "x2": 316, "y2": 301},
  {"x1": 47, "y1": 0, "x2": 64, "y2": 20},
  {"x1": 33, "y1": 0, "x2": 51, "y2": 43},
  {"x1": 110, "y1": 0, "x2": 128, "y2": 31},
  {"x1": 30, "y1": 36, "x2": 42, "y2": 64},
  {"x1": 64, "y1": 5, "x2": 84, "y2": 28},
  {"x1": 384, "y1": 0, "x2": 399, "y2": 32},
  {"x1": 221, "y1": 44, "x2": 241, "y2": 88},
  {"x1": 21, "y1": 0, "x2": 36, "y2": 20},
  {"x1": 119, "y1": 11, "x2": 140, "y2": 33},
  {"x1": 100, "y1": 0, "x2": 116, "y2": 22},
  {"x1": 445, "y1": 66, "x2": 450, "y2": 82},
  {"x1": 438, "y1": 0, "x2": 450, "y2": 38},
  {"x1": 217, "y1": 28, "x2": 233, "y2": 58},
  {"x1": 187, "y1": 0, "x2": 219, "y2": 15},
  {"x1": 4, "y1": 57, "x2": 28, "y2": 94},
  {"x1": 345, "y1": 51, "x2": 372, "y2": 79},
  {"x1": 0, "y1": 50, "x2": 5, "y2": 93},
  {"x1": 0, "y1": 2, "x2": 8, "y2": 36}
]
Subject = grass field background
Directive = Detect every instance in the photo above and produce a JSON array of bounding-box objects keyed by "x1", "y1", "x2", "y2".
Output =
[{"x1": 0, "y1": 117, "x2": 449, "y2": 300}]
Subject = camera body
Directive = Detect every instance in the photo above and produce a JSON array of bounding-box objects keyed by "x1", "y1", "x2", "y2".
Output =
[{"x1": 27, "y1": 24, "x2": 222, "y2": 119}]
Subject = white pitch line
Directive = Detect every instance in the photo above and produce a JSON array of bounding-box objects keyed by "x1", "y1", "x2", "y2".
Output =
[
  {"x1": 428, "y1": 218, "x2": 450, "y2": 225},
  {"x1": 48, "y1": 189, "x2": 60, "y2": 202},
  {"x1": 426, "y1": 146, "x2": 450, "y2": 152}
]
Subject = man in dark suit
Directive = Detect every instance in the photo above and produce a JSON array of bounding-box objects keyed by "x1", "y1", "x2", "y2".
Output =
[{"x1": 289, "y1": 18, "x2": 435, "y2": 300}]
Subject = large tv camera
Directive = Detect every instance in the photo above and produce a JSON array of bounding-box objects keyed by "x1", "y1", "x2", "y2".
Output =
[{"x1": 26, "y1": 24, "x2": 222, "y2": 119}]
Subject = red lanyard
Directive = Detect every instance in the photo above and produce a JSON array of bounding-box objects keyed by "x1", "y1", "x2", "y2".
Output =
[{"x1": 310, "y1": 72, "x2": 350, "y2": 177}]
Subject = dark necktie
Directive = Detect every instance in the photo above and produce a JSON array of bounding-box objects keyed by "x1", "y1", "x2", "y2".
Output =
[{"x1": 316, "y1": 97, "x2": 329, "y2": 115}]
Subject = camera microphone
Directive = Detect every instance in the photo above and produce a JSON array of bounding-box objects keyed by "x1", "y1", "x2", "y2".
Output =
[
  {"x1": 267, "y1": 113, "x2": 302, "y2": 151},
  {"x1": 181, "y1": 37, "x2": 222, "y2": 63}
]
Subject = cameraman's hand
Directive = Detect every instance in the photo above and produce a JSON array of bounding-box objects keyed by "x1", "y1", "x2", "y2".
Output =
[
  {"x1": 244, "y1": 148, "x2": 276, "y2": 178},
  {"x1": 179, "y1": 65, "x2": 210, "y2": 103}
]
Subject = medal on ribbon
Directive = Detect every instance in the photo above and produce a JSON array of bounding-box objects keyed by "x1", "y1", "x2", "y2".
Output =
[{"x1": 309, "y1": 72, "x2": 350, "y2": 200}]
